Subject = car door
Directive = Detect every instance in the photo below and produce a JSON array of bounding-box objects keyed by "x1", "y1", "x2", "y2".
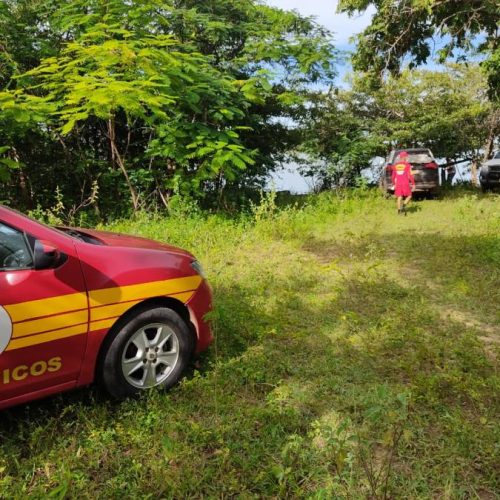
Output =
[{"x1": 0, "y1": 218, "x2": 89, "y2": 405}]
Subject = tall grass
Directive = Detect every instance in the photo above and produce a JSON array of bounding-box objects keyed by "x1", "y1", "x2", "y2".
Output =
[{"x1": 1, "y1": 188, "x2": 499, "y2": 498}]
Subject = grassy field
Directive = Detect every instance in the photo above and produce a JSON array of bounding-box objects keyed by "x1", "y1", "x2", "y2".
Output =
[{"x1": 1, "y1": 189, "x2": 499, "y2": 498}]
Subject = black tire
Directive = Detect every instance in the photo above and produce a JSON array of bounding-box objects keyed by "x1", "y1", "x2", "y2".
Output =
[{"x1": 100, "y1": 307, "x2": 194, "y2": 399}]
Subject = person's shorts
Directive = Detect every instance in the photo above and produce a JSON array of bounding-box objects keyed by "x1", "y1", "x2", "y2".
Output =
[{"x1": 395, "y1": 184, "x2": 412, "y2": 197}]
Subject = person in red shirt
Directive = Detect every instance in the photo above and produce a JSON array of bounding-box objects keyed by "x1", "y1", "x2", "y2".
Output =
[{"x1": 391, "y1": 151, "x2": 415, "y2": 215}]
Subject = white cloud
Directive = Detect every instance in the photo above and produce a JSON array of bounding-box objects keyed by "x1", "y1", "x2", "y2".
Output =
[{"x1": 264, "y1": 0, "x2": 374, "y2": 47}]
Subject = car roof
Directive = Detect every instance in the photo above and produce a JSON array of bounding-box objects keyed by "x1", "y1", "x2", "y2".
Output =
[
  {"x1": 391, "y1": 148, "x2": 432, "y2": 154},
  {"x1": 387, "y1": 148, "x2": 434, "y2": 163}
]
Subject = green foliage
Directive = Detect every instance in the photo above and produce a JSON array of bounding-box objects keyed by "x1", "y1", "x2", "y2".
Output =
[
  {"x1": 0, "y1": 147, "x2": 18, "y2": 182},
  {"x1": 5, "y1": 5, "x2": 257, "y2": 209},
  {"x1": 338, "y1": 0, "x2": 499, "y2": 98},
  {"x1": 482, "y1": 47, "x2": 500, "y2": 101},
  {"x1": 359, "y1": 64, "x2": 498, "y2": 160},
  {"x1": 299, "y1": 89, "x2": 382, "y2": 188},
  {"x1": 302, "y1": 64, "x2": 498, "y2": 187},
  {"x1": 0, "y1": 0, "x2": 336, "y2": 213}
]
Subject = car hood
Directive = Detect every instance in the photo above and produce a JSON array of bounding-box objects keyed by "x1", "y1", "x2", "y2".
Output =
[{"x1": 69, "y1": 227, "x2": 194, "y2": 258}]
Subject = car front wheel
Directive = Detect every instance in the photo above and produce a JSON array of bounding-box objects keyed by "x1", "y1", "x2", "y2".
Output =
[{"x1": 100, "y1": 307, "x2": 194, "y2": 399}]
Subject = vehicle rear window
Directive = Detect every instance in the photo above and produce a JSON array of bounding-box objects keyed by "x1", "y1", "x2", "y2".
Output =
[{"x1": 408, "y1": 153, "x2": 433, "y2": 163}]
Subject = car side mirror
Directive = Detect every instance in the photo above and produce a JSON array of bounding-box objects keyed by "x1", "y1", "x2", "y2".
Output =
[{"x1": 34, "y1": 240, "x2": 64, "y2": 270}]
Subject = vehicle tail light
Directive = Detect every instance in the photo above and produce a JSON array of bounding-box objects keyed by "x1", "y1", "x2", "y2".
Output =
[{"x1": 424, "y1": 162, "x2": 438, "y2": 169}]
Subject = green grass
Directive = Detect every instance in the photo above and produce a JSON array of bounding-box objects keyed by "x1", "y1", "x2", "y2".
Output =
[{"x1": 1, "y1": 188, "x2": 499, "y2": 498}]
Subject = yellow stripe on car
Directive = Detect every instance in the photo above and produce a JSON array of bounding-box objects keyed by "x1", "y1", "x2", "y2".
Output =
[
  {"x1": 4, "y1": 275, "x2": 202, "y2": 352},
  {"x1": 6, "y1": 324, "x2": 88, "y2": 351},
  {"x1": 5, "y1": 293, "x2": 88, "y2": 323},
  {"x1": 89, "y1": 318, "x2": 116, "y2": 332},
  {"x1": 12, "y1": 310, "x2": 89, "y2": 339},
  {"x1": 88, "y1": 276, "x2": 202, "y2": 307},
  {"x1": 90, "y1": 300, "x2": 143, "y2": 323}
]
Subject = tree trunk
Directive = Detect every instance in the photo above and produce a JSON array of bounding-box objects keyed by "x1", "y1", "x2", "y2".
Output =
[
  {"x1": 108, "y1": 118, "x2": 139, "y2": 212},
  {"x1": 482, "y1": 136, "x2": 494, "y2": 163},
  {"x1": 483, "y1": 108, "x2": 500, "y2": 163},
  {"x1": 470, "y1": 159, "x2": 479, "y2": 186}
]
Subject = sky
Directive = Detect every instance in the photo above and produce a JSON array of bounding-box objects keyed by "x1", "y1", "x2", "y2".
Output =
[
  {"x1": 265, "y1": 0, "x2": 374, "y2": 50},
  {"x1": 265, "y1": 0, "x2": 375, "y2": 192}
]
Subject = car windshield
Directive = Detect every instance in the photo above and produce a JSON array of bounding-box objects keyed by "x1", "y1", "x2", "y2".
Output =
[{"x1": 493, "y1": 152, "x2": 500, "y2": 159}]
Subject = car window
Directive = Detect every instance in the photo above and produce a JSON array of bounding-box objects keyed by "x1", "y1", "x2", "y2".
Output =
[
  {"x1": 494, "y1": 152, "x2": 500, "y2": 159},
  {"x1": 389, "y1": 150, "x2": 434, "y2": 164},
  {"x1": 408, "y1": 153, "x2": 433, "y2": 163},
  {"x1": 0, "y1": 222, "x2": 34, "y2": 271}
]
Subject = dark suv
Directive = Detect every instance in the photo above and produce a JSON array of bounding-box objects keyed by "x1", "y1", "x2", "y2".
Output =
[
  {"x1": 380, "y1": 148, "x2": 439, "y2": 197},
  {"x1": 480, "y1": 151, "x2": 500, "y2": 192}
]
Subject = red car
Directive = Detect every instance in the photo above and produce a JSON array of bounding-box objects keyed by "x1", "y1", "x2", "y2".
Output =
[{"x1": 0, "y1": 205, "x2": 213, "y2": 410}]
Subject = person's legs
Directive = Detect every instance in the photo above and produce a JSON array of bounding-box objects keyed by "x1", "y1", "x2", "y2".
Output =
[
  {"x1": 402, "y1": 195, "x2": 411, "y2": 215},
  {"x1": 396, "y1": 196, "x2": 403, "y2": 212}
]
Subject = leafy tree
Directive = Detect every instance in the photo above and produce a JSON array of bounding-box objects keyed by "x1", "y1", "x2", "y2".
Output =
[
  {"x1": 338, "y1": 0, "x2": 499, "y2": 99},
  {"x1": 1, "y1": 1, "x2": 257, "y2": 211},
  {"x1": 0, "y1": 0, "x2": 337, "y2": 214},
  {"x1": 303, "y1": 64, "x2": 498, "y2": 187},
  {"x1": 364, "y1": 65, "x2": 497, "y2": 158},
  {"x1": 19, "y1": 25, "x2": 255, "y2": 210},
  {"x1": 0, "y1": 0, "x2": 63, "y2": 85},
  {"x1": 299, "y1": 90, "x2": 381, "y2": 188}
]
